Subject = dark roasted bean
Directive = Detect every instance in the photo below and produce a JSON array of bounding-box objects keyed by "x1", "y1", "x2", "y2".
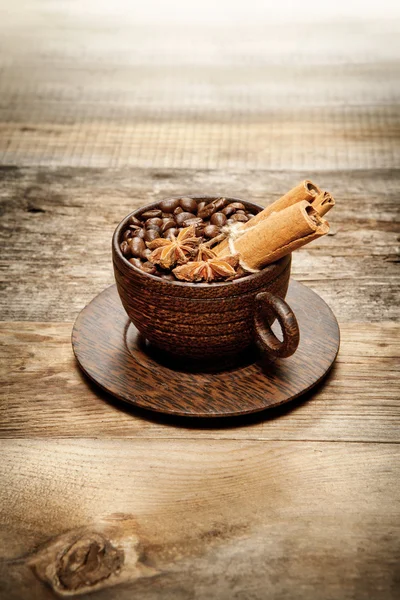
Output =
[
  {"x1": 236, "y1": 210, "x2": 246, "y2": 216},
  {"x1": 120, "y1": 241, "x2": 131, "y2": 256},
  {"x1": 128, "y1": 215, "x2": 142, "y2": 227},
  {"x1": 141, "y1": 261, "x2": 157, "y2": 274},
  {"x1": 195, "y1": 225, "x2": 205, "y2": 238},
  {"x1": 179, "y1": 197, "x2": 198, "y2": 213},
  {"x1": 213, "y1": 198, "x2": 227, "y2": 211},
  {"x1": 129, "y1": 237, "x2": 146, "y2": 257},
  {"x1": 123, "y1": 229, "x2": 134, "y2": 242},
  {"x1": 141, "y1": 248, "x2": 152, "y2": 261},
  {"x1": 222, "y1": 205, "x2": 236, "y2": 217},
  {"x1": 203, "y1": 224, "x2": 220, "y2": 238},
  {"x1": 229, "y1": 202, "x2": 245, "y2": 210},
  {"x1": 210, "y1": 212, "x2": 227, "y2": 227},
  {"x1": 141, "y1": 209, "x2": 162, "y2": 219},
  {"x1": 135, "y1": 228, "x2": 146, "y2": 239},
  {"x1": 159, "y1": 198, "x2": 180, "y2": 213},
  {"x1": 175, "y1": 211, "x2": 196, "y2": 226},
  {"x1": 197, "y1": 201, "x2": 207, "y2": 213},
  {"x1": 146, "y1": 227, "x2": 161, "y2": 239},
  {"x1": 161, "y1": 272, "x2": 176, "y2": 281},
  {"x1": 129, "y1": 257, "x2": 143, "y2": 269},
  {"x1": 198, "y1": 204, "x2": 216, "y2": 219},
  {"x1": 230, "y1": 213, "x2": 248, "y2": 222},
  {"x1": 165, "y1": 228, "x2": 178, "y2": 239},
  {"x1": 183, "y1": 217, "x2": 203, "y2": 228},
  {"x1": 144, "y1": 229, "x2": 160, "y2": 243},
  {"x1": 247, "y1": 213, "x2": 256, "y2": 219},
  {"x1": 161, "y1": 218, "x2": 176, "y2": 233},
  {"x1": 173, "y1": 206, "x2": 183, "y2": 215},
  {"x1": 145, "y1": 217, "x2": 163, "y2": 228}
]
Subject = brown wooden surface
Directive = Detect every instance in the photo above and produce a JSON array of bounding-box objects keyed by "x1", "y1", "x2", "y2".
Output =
[
  {"x1": 0, "y1": 3, "x2": 399, "y2": 599},
  {"x1": 72, "y1": 282, "x2": 339, "y2": 416}
]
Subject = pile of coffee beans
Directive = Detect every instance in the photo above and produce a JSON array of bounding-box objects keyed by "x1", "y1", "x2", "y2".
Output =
[{"x1": 119, "y1": 197, "x2": 259, "y2": 280}]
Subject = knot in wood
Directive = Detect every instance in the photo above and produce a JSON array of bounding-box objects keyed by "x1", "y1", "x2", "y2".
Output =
[{"x1": 56, "y1": 533, "x2": 124, "y2": 591}]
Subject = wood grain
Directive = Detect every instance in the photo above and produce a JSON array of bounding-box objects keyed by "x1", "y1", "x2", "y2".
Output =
[
  {"x1": 1, "y1": 320, "x2": 397, "y2": 441},
  {"x1": 1, "y1": 3, "x2": 399, "y2": 599},
  {"x1": 0, "y1": 7, "x2": 399, "y2": 170},
  {"x1": 72, "y1": 282, "x2": 338, "y2": 416},
  {"x1": 0, "y1": 167, "x2": 399, "y2": 323},
  {"x1": 0, "y1": 439, "x2": 399, "y2": 600}
]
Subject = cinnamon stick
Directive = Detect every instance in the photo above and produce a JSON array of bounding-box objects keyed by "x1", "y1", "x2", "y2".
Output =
[
  {"x1": 216, "y1": 179, "x2": 321, "y2": 255},
  {"x1": 217, "y1": 201, "x2": 329, "y2": 270},
  {"x1": 310, "y1": 191, "x2": 335, "y2": 216}
]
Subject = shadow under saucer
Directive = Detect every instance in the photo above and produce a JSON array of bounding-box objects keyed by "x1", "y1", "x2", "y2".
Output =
[{"x1": 72, "y1": 281, "x2": 340, "y2": 418}]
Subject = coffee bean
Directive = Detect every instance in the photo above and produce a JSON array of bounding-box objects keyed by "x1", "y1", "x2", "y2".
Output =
[
  {"x1": 123, "y1": 229, "x2": 133, "y2": 242},
  {"x1": 183, "y1": 217, "x2": 203, "y2": 228},
  {"x1": 120, "y1": 241, "x2": 131, "y2": 256},
  {"x1": 213, "y1": 198, "x2": 227, "y2": 211},
  {"x1": 141, "y1": 209, "x2": 162, "y2": 219},
  {"x1": 175, "y1": 212, "x2": 196, "y2": 226},
  {"x1": 210, "y1": 212, "x2": 227, "y2": 227},
  {"x1": 229, "y1": 202, "x2": 245, "y2": 211},
  {"x1": 141, "y1": 261, "x2": 157, "y2": 274},
  {"x1": 129, "y1": 257, "x2": 143, "y2": 269},
  {"x1": 161, "y1": 218, "x2": 176, "y2": 233},
  {"x1": 135, "y1": 228, "x2": 146, "y2": 239},
  {"x1": 236, "y1": 210, "x2": 246, "y2": 216},
  {"x1": 230, "y1": 213, "x2": 248, "y2": 222},
  {"x1": 247, "y1": 213, "x2": 256, "y2": 219},
  {"x1": 179, "y1": 197, "x2": 198, "y2": 213},
  {"x1": 128, "y1": 215, "x2": 141, "y2": 227},
  {"x1": 198, "y1": 204, "x2": 216, "y2": 219},
  {"x1": 161, "y1": 272, "x2": 176, "y2": 281},
  {"x1": 141, "y1": 248, "x2": 152, "y2": 260},
  {"x1": 147, "y1": 228, "x2": 161, "y2": 240},
  {"x1": 173, "y1": 206, "x2": 183, "y2": 215},
  {"x1": 165, "y1": 228, "x2": 178, "y2": 239},
  {"x1": 159, "y1": 198, "x2": 180, "y2": 213},
  {"x1": 222, "y1": 205, "x2": 236, "y2": 217},
  {"x1": 204, "y1": 224, "x2": 220, "y2": 238},
  {"x1": 197, "y1": 201, "x2": 207, "y2": 213},
  {"x1": 144, "y1": 229, "x2": 160, "y2": 243},
  {"x1": 195, "y1": 225, "x2": 205, "y2": 237},
  {"x1": 145, "y1": 217, "x2": 163, "y2": 228},
  {"x1": 129, "y1": 237, "x2": 146, "y2": 257}
]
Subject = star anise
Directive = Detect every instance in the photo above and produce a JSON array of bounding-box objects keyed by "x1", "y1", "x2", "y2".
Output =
[
  {"x1": 146, "y1": 225, "x2": 199, "y2": 269},
  {"x1": 173, "y1": 255, "x2": 239, "y2": 282},
  {"x1": 196, "y1": 244, "x2": 218, "y2": 261}
]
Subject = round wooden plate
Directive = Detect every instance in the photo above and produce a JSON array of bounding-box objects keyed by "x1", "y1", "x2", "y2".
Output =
[{"x1": 72, "y1": 281, "x2": 340, "y2": 418}]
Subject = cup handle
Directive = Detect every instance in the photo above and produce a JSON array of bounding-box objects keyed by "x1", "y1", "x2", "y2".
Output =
[{"x1": 254, "y1": 292, "x2": 300, "y2": 359}]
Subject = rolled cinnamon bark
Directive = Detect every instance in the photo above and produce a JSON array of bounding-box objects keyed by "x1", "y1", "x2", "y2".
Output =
[
  {"x1": 216, "y1": 179, "x2": 322, "y2": 255},
  {"x1": 310, "y1": 191, "x2": 335, "y2": 216},
  {"x1": 217, "y1": 201, "x2": 329, "y2": 270},
  {"x1": 247, "y1": 179, "x2": 321, "y2": 229}
]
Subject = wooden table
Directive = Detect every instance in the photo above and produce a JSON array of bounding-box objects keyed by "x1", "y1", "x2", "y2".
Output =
[{"x1": 1, "y1": 3, "x2": 399, "y2": 599}]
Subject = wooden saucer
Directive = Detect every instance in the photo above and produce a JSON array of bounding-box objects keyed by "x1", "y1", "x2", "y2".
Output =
[{"x1": 72, "y1": 281, "x2": 340, "y2": 418}]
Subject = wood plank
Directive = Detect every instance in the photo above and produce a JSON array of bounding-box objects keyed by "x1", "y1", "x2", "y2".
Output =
[
  {"x1": 0, "y1": 167, "x2": 399, "y2": 322},
  {"x1": 1, "y1": 106, "x2": 399, "y2": 170},
  {"x1": 1, "y1": 321, "x2": 398, "y2": 442},
  {"x1": 0, "y1": 439, "x2": 399, "y2": 599},
  {"x1": 0, "y1": 8, "x2": 399, "y2": 169}
]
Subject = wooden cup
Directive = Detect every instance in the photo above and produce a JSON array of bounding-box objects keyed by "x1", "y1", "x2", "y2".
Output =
[{"x1": 112, "y1": 197, "x2": 300, "y2": 360}]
